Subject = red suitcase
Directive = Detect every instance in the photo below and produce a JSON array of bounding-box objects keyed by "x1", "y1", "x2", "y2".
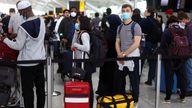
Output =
[
  {"x1": 64, "y1": 81, "x2": 90, "y2": 108},
  {"x1": 64, "y1": 52, "x2": 90, "y2": 108}
]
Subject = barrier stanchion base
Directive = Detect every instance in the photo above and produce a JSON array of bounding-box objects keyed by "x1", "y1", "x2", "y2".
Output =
[{"x1": 52, "y1": 91, "x2": 61, "y2": 96}]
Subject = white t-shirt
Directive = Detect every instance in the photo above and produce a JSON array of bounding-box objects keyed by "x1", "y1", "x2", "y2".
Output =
[{"x1": 8, "y1": 13, "x2": 24, "y2": 33}]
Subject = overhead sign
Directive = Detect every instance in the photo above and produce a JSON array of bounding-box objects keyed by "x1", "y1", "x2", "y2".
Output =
[{"x1": 79, "y1": 0, "x2": 85, "y2": 12}]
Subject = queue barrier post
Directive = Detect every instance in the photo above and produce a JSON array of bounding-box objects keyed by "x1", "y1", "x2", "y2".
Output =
[{"x1": 155, "y1": 54, "x2": 162, "y2": 108}]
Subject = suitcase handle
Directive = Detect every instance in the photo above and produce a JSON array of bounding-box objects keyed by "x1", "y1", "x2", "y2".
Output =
[{"x1": 72, "y1": 51, "x2": 85, "y2": 70}]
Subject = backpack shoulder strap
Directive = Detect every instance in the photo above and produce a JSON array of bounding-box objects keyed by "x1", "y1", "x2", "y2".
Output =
[
  {"x1": 79, "y1": 31, "x2": 88, "y2": 45},
  {"x1": 131, "y1": 21, "x2": 137, "y2": 38},
  {"x1": 118, "y1": 23, "x2": 124, "y2": 35}
]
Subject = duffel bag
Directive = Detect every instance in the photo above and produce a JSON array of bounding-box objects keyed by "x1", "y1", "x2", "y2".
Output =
[{"x1": 97, "y1": 94, "x2": 134, "y2": 108}]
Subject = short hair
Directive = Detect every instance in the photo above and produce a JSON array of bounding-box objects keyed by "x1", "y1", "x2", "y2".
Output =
[
  {"x1": 167, "y1": 15, "x2": 179, "y2": 26},
  {"x1": 9, "y1": 8, "x2": 15, "y2": 13},
  {"x1": 122, "y1": 4, "x2": 133, "y2": 11},
  {"x1": 133, "y1": 8, "x2": 141, "y2": 14},
  {"x1": 106, "y1": 8, "x2": 111, "y2": 15},
  {"x1": 178, "y1": 12, "x2": 189, "y2": 20},
  {"x1": 63, "y1": 9, "x2": 69, "y2": 13},
  {"x1": 79, "y1": 16, "x2": 91, "y2": 32},
  {"x1": 95, "y1": 12, "x2": 99, "y2": 17},
  {"x1": 147, "y1": 7, "x2": 155, "y2": 17}
]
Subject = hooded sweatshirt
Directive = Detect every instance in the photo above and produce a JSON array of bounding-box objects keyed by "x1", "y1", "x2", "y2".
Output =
[{"x1": 4, "y1": 16, "x2": 46, "y2": 66}]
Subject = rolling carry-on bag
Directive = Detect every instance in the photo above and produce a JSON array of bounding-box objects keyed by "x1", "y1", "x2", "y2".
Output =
[
  {"x1": 97, "y1": 94, "x2": 134, "y2": 108},
  {"x1": 64, "y1": 52, "x2": 90, "y2": 108}
]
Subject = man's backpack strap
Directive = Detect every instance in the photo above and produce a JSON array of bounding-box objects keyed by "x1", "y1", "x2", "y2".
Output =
[
  {"x1": 118, "y1": 23, "x2": 124, "y2": 35},
  {"x1": 131, "y1": 22, "x2": 137, "y2": 38},
  {"x1": 118, "y1": 21, "x2": 137, "y2": 39}
]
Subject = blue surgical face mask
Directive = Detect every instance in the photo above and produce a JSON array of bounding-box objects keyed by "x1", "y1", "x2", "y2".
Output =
[
  {"x1": 75, "y1": 23, "x2": 80, "y2": 31},
  {"x1": 121, "y1": 12, "x2": 132, "y2": 21}
]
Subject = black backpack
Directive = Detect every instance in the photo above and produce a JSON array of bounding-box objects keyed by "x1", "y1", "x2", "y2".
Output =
[{"x1": 79, "y1": 31, "x2": 107, "y2": 67}]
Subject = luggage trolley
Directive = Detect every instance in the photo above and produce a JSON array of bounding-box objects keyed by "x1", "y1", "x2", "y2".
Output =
[{"x1": 0, "y1": 61, "x2": 23, "y2": 108}]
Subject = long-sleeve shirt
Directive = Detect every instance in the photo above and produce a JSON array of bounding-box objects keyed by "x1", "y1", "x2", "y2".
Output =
[
  {"x1": 3, "y1": 16, "x2": 46, "y2": 66},
  {"x1": 72, "y1": 31, "x2": 90, "y2": 59}
]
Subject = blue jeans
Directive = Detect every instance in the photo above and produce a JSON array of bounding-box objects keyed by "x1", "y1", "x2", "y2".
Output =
[{"x1": 185, "y1": 58, "x2": 192, "y2": 91}]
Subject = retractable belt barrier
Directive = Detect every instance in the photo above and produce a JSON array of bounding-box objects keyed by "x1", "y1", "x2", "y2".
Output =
[
  {"x1": 0, "y1": 55, "x2": 192, "y2": 108},
  {"x1": 0, "y1": 55, "x2": 191, "y2": 65}
]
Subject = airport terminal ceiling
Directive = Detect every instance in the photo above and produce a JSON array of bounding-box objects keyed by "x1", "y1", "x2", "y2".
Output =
[{"x1": 0, "y1": 0, "x2": 146, "y2": 12}]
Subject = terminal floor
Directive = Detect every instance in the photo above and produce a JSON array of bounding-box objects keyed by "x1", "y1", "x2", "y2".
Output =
[{"x1": 47, "y1": 64, "x2": 192, "y2": 108}]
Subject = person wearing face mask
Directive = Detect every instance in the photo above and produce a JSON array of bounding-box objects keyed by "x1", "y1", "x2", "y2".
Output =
[
  {"x1": 178, "y1": 12, "x2": 192, "y2": 96},
  {"x1": 0, "y1": 1, "x2": 46, "y2": 108},
  {"x1": 70, "y1": 7, "x2": 78, "y2": 24},
  {"x1": 114, "y1": 4, "x2": 142, "y2": 108},
  {"x1": 160, "y1": 15, "x2": 187, "y2": 103},
  {"x1": 57, "y1": 9, "x2": 75, "y2": 80},
  {"x1": 71, "y1": 16, "x2": 95, "y2": 108}
]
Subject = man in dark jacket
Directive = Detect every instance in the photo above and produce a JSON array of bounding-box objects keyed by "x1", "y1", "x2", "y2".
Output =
[
  {"x1": 57, "y1": 9, "x2": 75, "y2": 79},
  {"x1": 160, "y1": 16, "x2": 187, "y2": 103},
  {"x1": 139, "y1": 7, "x2": 159, "y2": 86}
]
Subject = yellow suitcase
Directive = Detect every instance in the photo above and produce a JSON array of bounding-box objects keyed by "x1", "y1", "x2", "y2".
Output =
[{"x1": 97, "y1": 94, "x2": 134, "y2": 108}]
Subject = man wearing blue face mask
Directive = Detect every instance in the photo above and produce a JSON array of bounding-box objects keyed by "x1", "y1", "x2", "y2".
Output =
[{"x1": 114, "y1": 4, "x2": 142, "y2": 108}]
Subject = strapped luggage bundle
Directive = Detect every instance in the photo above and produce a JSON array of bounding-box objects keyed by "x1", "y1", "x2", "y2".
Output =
[{"x1": 97, "y1": 94, "x2": 134, "y2": 108}]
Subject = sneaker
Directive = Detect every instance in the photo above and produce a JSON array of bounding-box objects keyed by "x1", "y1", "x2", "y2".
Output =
[
  {"x1": 177, "y1": 98, "x2": 186, "y2": 103},
  {"x1": 163, "y1": 98, "x2": 171, "y2": 104},
  {"x1": 134, "y1": 102, "x2": 138, "y2": 108},
  {"x1": 145, "y1": 81, "x2": 152, "y2": 86}
]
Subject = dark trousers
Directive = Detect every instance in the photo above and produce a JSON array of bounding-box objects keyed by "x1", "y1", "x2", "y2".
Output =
[
  {"x1": 20, "y1": 63, "x2": 45, "y2": 108},
  {"x1": 164, "y1": 59, "x2": 187, "y2": 99},
  {"x1": 97, "y1": 61, "x2": 117, "y2": 96},
  {"x1": 145, "y1": 59, "x2": 157, "y2": 82},
  {"x1": 141, "y1": 42, "x2": 157, "y2": 82},
  {"x1": 58, "y1": 50, "x2": 72, "y2": 75},
  {"x1": 114, "y1": 60, "x2": 140, "y2": 102}
]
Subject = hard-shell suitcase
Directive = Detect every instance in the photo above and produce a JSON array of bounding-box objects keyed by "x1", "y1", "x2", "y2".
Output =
[
  {"x1": 97, "y1": 94, "x2": 134, "y2": 108},
  {"x1": 64, "y1": 52, "x2": 90, "y2": 108},
  {"x1": 64, "y1": 81, "x2": 90, "y2": 108}
]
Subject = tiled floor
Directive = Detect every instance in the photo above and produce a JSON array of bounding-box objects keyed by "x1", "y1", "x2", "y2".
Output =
[{"x1": 49, "y1": 64, "x2": 192, "y2": 108}]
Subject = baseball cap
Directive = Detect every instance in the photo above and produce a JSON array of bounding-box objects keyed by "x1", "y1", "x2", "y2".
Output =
[
  {"x1": 165, "y1": 9, "x2": 173, "y2": 15},
  {"x1": 17, "y1": 0, "x2": 31, "y2": 10}
]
